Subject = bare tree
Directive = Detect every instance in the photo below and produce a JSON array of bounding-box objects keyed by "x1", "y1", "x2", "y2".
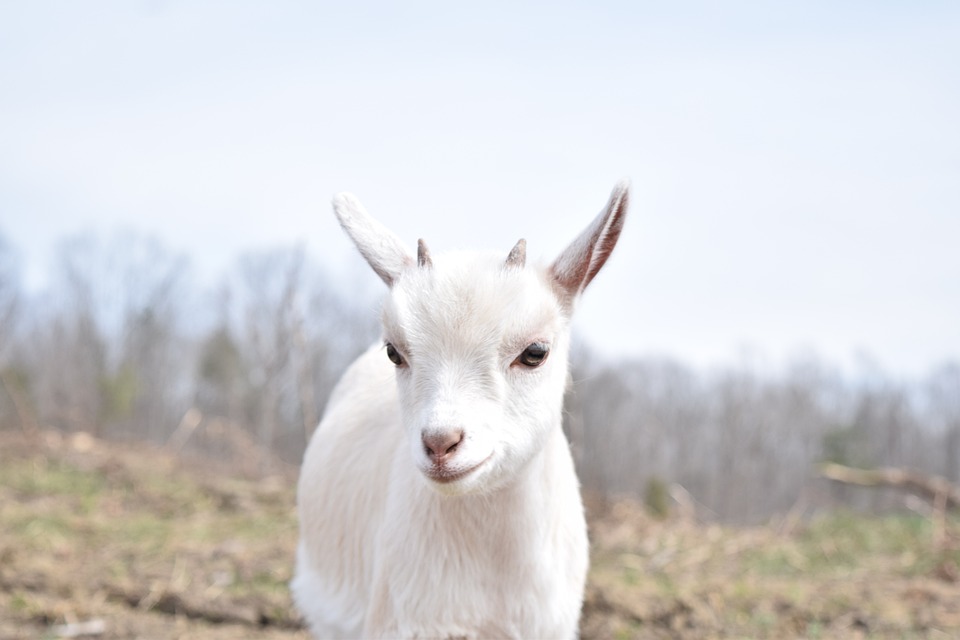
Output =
[
  {"x1": 0, "y1": 233, "x2": 17, "y2": 353},
  {"x1": 19, "y1": 233, "x2": 188, "y2": 439},
  {"x1": 926, "y1": 363, "x2": 960, "y2": 482},
  {"x1": 114, "y1": 235, "x2": 190, "y2": 441},
  {"x1": 233, "y1": 246, "x2": 305, "y2": 461},
  {"x1": 0, "y1": 233, "x2": 29, "y2": 431}
]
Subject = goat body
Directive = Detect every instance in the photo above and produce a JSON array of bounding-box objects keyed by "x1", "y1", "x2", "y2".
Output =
[{"x1": 293, "y1": 183, "x2": 629, "y2": 639}]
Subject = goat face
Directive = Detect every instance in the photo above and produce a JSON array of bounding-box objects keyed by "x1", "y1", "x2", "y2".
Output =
[
  {"x1": 331, "y1": 181, "x2": 628, "y2": 496},
  {"x1": 381, "y1": 252, "x2": 570, "y2": 496}
]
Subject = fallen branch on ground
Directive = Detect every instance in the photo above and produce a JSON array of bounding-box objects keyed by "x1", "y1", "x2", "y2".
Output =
[{"x1": 819, "y1": 462, "x2": 960, "y2": 510}]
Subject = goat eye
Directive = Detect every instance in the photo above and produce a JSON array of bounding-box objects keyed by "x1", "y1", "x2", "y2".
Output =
[
  {"x1": 516, "y1": 343, "x2": 549, "y2": 368},
  {"x1": 385, "y1": 343, "x2": 405, "y2": 366}
]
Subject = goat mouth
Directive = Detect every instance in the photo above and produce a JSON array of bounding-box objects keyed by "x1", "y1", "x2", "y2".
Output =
[{"x1": 425, "y1": 454, "x2": 492, "y2": 484}]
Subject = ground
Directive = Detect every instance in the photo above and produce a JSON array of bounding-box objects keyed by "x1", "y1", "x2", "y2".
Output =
[{"x1": 0, "y1": 430, "x2": 958, "y2": 639}]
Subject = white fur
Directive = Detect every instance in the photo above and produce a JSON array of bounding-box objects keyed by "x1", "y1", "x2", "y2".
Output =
[{"x1": 293, "y1": 182, "x2": 629, "y2": 639}]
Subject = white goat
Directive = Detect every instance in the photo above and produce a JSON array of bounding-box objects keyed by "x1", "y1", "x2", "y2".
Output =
[{"x1": 292, "y1": 181, "x2": 629, "y2": 639}]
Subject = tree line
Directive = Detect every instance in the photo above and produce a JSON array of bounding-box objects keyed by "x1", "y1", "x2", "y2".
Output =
[{"x1": 0, "y1": 230, "x2": 957, "y2": 522}]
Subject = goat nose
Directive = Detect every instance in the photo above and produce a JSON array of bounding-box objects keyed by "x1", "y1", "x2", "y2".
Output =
[{"x1": 422, "y1": 429, "x2": 463, "y2": 462}]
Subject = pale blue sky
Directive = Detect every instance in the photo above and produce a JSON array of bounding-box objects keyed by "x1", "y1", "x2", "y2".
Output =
[{"x1": 2, "y1": 1, "x2": 958, "y2": 376}]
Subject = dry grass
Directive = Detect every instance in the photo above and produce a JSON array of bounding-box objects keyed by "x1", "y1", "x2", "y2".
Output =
[
  {"x1": 1, "y1": 430, "x2": 958, "y2": 639},
  {"x1": 583, "y1": 500, "x2": 960, "y2": 639}
]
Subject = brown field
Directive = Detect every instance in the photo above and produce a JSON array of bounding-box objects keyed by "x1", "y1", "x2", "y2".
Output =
[{"x1": 1, "y1": 430, "x2": 958, "y2": 639}]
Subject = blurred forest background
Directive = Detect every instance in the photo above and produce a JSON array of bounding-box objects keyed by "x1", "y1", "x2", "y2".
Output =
[{"x1": 1, "y1": 229, "x2": 957, "y2": 524}]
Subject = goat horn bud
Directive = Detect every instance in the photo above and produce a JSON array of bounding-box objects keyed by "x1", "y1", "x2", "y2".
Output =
[
  {"x1": 417, "y1": 239, "x2": 433, "y2": 268},
  {"x1": 505, "y1": 239, "x2": 526, "y2": 269}
]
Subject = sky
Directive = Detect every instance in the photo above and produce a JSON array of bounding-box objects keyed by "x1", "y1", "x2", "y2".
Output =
[{"x1": 1, "y1": 1, "x2": 958, "y2": 377}]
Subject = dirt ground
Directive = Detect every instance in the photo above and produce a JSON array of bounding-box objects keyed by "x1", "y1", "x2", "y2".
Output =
[{"x1": 1, "y1": 430, "x2": 958, "y2": 639}]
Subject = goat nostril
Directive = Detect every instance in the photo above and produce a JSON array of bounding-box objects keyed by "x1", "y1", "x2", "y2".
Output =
[{"x1": 422, "y1": 430, "x2": 464, "y2": 461}]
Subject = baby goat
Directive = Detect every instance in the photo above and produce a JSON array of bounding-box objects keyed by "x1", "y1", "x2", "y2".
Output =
[{"x1": 292, "y1": 182, "x2": 629, "y2": 639}]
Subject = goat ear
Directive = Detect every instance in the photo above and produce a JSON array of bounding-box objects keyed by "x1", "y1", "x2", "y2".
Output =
[
  {"x1": 550, "y1": 180, "x2": 629, "y2": 302},
  {"x1": 333, "y1": 193, "x2": 414, "y2": 287}
]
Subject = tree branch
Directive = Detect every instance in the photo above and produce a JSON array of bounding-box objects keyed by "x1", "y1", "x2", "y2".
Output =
[{"x1": 819, "y1": 462, "x2": 960, "y2": 510}]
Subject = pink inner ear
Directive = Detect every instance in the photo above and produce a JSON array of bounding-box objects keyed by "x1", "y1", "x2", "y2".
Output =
[
  {"x1": 582, "y1": 194, "x2": 627, "y2": 288},
  {"x1": 550, "y1": 184, "x2": 629, "y2": 300}
]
